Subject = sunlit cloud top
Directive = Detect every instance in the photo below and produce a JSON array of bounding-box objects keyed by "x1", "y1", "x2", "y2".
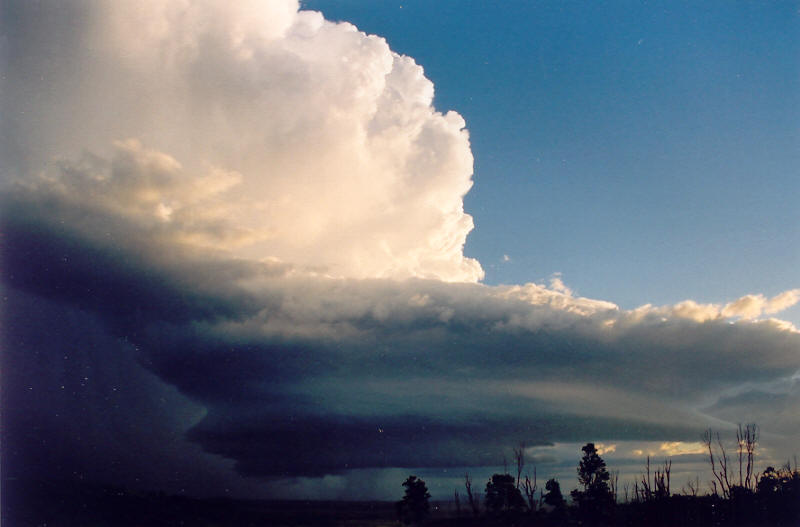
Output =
[{"x1": 3, "y1": 0, "x2": 481, "y2": 282}]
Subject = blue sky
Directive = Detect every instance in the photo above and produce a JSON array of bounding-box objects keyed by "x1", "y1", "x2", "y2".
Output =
[{"x1": 305, "y1": 0, "x2": 800, "y2": 322}]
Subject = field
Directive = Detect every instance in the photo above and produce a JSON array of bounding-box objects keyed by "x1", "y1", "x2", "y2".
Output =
[{"x1": 3, "y1": 479, "x2": 412, "y2": 527}]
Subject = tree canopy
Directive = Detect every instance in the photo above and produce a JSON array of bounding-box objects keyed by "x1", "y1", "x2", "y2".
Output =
[
  {"x1": 397, "y1": 475, "x2": 431, "y2": 526},
  {"x1": 571, "y1": 443, "x2": 614, "y2": 524},
  {"x1": 484, "y1": 473, "x2": 526, "y2": 515}
]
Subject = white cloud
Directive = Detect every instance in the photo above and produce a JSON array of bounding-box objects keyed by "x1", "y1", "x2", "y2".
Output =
[
  {"x1": 549, "y1": 273, "x2": 573, "y2": 296},
  {"x1": 721, "y1": 290, "x2": 800, "y2": 319},
  {"x1": 594, "y1": 443, "x2": 617, "y2": 456},
  {"x1": 28, "y1": 139, "x2": 265, "y2": 250},
  {"x1": 764, "y1": 289, "x2": 800, "y2": 314},
  {"x1": 664, "y1": 300, "x2": 722, "y2": 323},
  {"x1": 628, "y1": 291, "x2": 800, "y2": 325},
  {"x1": 2, "y1": 0, "x2": 481, "y2": 282},
  {"x1": 722, "y1": 294, "x2": 768, "y2": 319},
  {"x1": 657, "y1": 441, "x2": 706, "y2": 457}
]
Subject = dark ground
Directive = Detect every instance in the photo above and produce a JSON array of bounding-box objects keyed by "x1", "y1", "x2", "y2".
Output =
[
  {"x1": 2, "y1": 479, "x2": 405, "y2": 527},
  {"x1": 4, "y1": 479, "x2": 798, "y2": 527}
]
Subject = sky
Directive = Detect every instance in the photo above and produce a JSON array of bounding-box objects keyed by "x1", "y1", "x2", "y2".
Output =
[
  {"x1": 1, "y1": 0, "x2": 799, "y2": 503},
  {"x1": 303, "y1": 0, "x2": 800, "y2": 325}
]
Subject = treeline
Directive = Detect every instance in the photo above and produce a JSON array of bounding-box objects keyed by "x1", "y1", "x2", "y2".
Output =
[{"x1": 397, "y1": 425, "x2": 800, "y2": 526}]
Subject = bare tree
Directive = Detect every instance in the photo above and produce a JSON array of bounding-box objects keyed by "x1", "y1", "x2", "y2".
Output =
[
  {"x1": 514, "y1": 443, "x2": 525, "y2": 490},
  {"x1": 747, "y1": 429, "x2": 758, "y2": 489},
  {"x1": 704, "y1": 429, "x2": 732, "y2": 498},
  {"x1": 684, "y1": 476, "x2": 699, "y2": 497},
  {"x1": 638, "y1": 456, "x2": 671, "y2": 501},
  {"x1": 464, "y1": 472, "x2": 480, "y2": 517},
  {"x1": 736, "y1": 423, "x2": 758, "y2": 491},
  {"x1": 512, "y1": 441, "x2": 540, "y2": 512},
  {"x1": 453, "y1": 489, "x2": 462, "y2": 517},
  {"x1": 523, "y1": 467, "x2": 537, "y2": 511},
  {"x1": 610, "y1": 470, "x2": 619, "y2": 503},
  {"x1": 737, "y1": 425, "x2": 745, "y2": 488},
  {"x1": 653, "y1": 459, "x2": 671, "y2": 498},
  {"x1": 717, "y1": 433, "x2": 732, "y2": 494},
  {"x1": 640, "y1": 456, "x2": 653, "y2": 501}
]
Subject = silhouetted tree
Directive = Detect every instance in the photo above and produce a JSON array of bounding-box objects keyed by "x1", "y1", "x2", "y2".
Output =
[
  {"x1": 514, "y1": 443, "x2": 525, "y2": 490},
  {"x1": 576, "y1": 443, "x2": 612, "y2": 492},
  {"x1": 542, "y1": 477, "x2": 567, "y2": 524},
  {"x1": 704, "y1": 429, "x2": 732, "y2": 498},
  {"x1": 571, "y1": 443, "x2": 614, "y2": 524},
  {"x1": 397, "y1": 475, "x2": 431, "y2": 526},
  {"x1": 513, "y1": 441, "x2": 538, "y2": 512},
  {"x1": 736, "y1": 423, "x2": 758, "y2": 491},
  {"x1": 757, "y1": 466, "x2": 783, "y2": 496},
  {"x1": 543, "y1": 478, "x2": 566, "y2": 509},
  {"x1": 638, "y1": 456, "x2": 671, "y2": 501},
  {"x1": 453, "y1": 489, "x2": 462, "y2": 518},
  {"x1": 755, "y1": 464, "x2": 800, "y2": 525},
  {"x1": 485, "y1": 473, "x2": 526, "y2": 515},
  {"x1": 522, "y1": 468, "x2": 537, "y2": 512},
  {"x1": 465, "y1": 472, "x2": 480, "y2": 517},
  {"x1": 703, "y1": 423, "x2": 760, "y2": 518}
]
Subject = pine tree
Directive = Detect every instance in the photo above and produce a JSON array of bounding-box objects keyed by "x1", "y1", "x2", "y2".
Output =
[
  {"x1": 571, "y1": 443, "x2": 614, "y2": 524},
  {"x1": 397, "y1": 475, "x2": 431, "y2": 526}
]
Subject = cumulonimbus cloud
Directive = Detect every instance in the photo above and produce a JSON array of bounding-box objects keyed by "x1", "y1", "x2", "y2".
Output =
[
  {"x1": 2, "y1": 0, "x2": 799, "y2": 493},
  {"x1": 2, "y1": 0, "x2": 481, "y2": 282},
  {"x1": 4, "y1": 182, "x2": 800, "y2": 479}
]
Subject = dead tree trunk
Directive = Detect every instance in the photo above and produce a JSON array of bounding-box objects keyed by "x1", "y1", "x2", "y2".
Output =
[
  {"x1": 465, "y1": 472, "x2": 480, "y2": 517},
  {"x1": 704, "y1": 429, "x2": 732, "y2": 498}
]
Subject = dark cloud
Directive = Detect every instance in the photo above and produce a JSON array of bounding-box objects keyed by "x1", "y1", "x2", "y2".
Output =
[
  {"x1": 703, "y1": 380, "x2": 800, "y2": 438},
  {"x1": 187, "y1": 413, "x2": 699, "y2": 478},
  {"x1": 3, "y1": 187, "x2": 799, "y2": 491},
  {"x1": 1, "y1": 288, "x2": 265, "y2": 497},
  {"x1": 1, "y1": 192, "x2": 273, "y2": 325}
]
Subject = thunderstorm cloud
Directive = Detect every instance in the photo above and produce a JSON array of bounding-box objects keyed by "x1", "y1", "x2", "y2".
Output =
[{"x1": 2, "y1": 0, "x2": 799, "y2": 498}]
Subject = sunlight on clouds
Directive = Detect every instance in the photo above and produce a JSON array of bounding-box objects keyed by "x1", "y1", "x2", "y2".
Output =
[
  {"x1": 549, "y1": 273, "x2": 573, "y2": 296},
  {"x1": 4, "y1": 0, "x2": 481, "y2": 282},
  {"x1": 762, "y1": 318, "x2": 799, "y2": 333},
  {"x1": 764, "y1": 290, "x2": 800, "y2": 314},
  {"x1": 667, "y1": 300, "x2": 721, "y2": 323},
  {"x1": 36, "y1": 139, "x2": 265, "y2": 250},
  {"x1": 631, "y1": 290, "x2": 800, "y2": 326},
  {"x1": 632, "y1": 441, "x2": 706, "y2": 458},
  {"x1": 723, "y1": 295, "x2": 771, "y2": 319},
  {"x1": 595, "y1": 443, "x2": 617, "y2": 456},
  {"x1": 497, "y1": 282, "x2": 619, "y2": 317},
  {"x1": 722, "y1": 290, "x2": 800, "y2": 320},
  {"x1": 659, "y1": 441, "x2": 706, "y2": 456}
]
